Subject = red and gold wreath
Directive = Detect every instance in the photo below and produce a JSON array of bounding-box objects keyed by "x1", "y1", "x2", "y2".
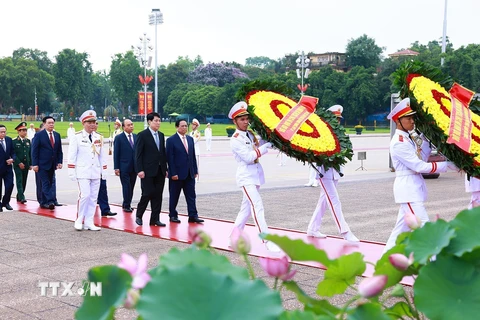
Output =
[
  {"x1": 246, "y1": 90, "x2": 353, "y2": 170},
  {"x1": 395, "y1": 61, "x2": 480, "y2": 177}
]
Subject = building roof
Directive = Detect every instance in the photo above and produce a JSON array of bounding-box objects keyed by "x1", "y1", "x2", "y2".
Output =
[{"x1": 388, "y1": 49, "x2": 420, "y2": 57}]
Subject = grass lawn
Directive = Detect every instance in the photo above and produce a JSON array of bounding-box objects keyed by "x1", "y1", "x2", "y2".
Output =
[{"x1": 0, "y1": 120, "x2": 390, "y2": 139}]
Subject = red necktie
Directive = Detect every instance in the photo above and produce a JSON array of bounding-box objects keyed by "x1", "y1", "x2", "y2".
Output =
[
  {"x1": 49, "y1": 132, "x2": 54, "y2": 148},
  {"x1": 182, "y1": 136, "x2": 188, "y2": 153}
]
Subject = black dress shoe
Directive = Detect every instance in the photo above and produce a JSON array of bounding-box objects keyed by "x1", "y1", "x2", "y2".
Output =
[
  {"x1": 21, "y1": 200, "x2": 27, "y2": 204},
  {"x1": 54, "y1": 202, "x2": 63, "y2": 206},
  {"x1": 188, "y1": 217, "x2": 204, "y2": 223},
  {"x1": 40, "y1": 204, "x2": 49, "y2": 209},
  {"x1": 101, "y1": 211, "x2": 117, "y2": 217},
  {"x1": 123, "y1": 207, "x2": 133, "y2": 212},
  {"x1": 135, "y1": 217, "x2": 143, "y2": 226},
  {"x1": 48, "y1": 203, "x2": 55, "y2": 210},
  {"x1": 169, "y1": 217, "x2": 181, "y2": 223},
  {"x1": 4, "y1": 204, "x2": 13, "y2": 211},
  {"x1": 150, "y1": 221, "x2": 166, "y2": 227}
]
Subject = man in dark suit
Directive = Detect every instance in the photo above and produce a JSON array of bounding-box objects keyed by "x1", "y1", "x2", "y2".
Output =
[
  {"x1": 166, "y1": 119, "x2": 204, "y2": 224},
  {"x1": 0, "y1": 125, "x2": 15, "y2": 211},
  {"x1": 31, "y1": 116, "x2": 63, "y2": 210},
  {"x1": 134, "y1": 112, "x2": 168, "y2": 227},
  {"x1": 114, "y1": 119, "x2": 137, "y2": 212}
]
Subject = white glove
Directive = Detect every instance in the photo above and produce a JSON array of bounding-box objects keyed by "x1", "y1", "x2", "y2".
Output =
[
  {"x1": 258, "y1": 143, "x2": 272, "y2": 155},
  {"x1": 446, "y1": 161, "x2": 459, "y2": 172},
  {"x1": 101, "y1": 172, "x2": 107, "y2": 180}
]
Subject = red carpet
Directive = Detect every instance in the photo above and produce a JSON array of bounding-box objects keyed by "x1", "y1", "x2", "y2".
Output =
[{"x1": 13, "y1": 201, "x2": 413, "y2": 286}]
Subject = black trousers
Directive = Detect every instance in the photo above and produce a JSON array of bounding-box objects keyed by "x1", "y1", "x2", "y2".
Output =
[
  {"x1": 136, "y1": 169, "x2": 165, "y2": 224},
  {"x1": 0, "y1": 169, "x2": 14, "y2": 206},
  {"x1": 120, "y1": 170, "x2": 137, "y2": 208},
  {"x1": 168, "y1": 175, "x2": 198, "y2": 218}
]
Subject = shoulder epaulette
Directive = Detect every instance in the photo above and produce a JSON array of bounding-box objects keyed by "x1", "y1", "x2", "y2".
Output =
[
  {"x1": 399, "y1": 135, "x2": 404, "y2": 142},
  {"x1": 233, "y1": 133, "x2": 239, "y2": 138}
]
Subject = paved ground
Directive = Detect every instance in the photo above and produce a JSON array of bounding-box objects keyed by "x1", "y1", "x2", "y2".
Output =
[{"x1": 0, "y1": 134, "x2": 469, "y2": 319}]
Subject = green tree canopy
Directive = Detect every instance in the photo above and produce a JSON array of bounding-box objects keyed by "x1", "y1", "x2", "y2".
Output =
[{"x1": 345, "y1": 34, "x2": 383, "y2": 69}]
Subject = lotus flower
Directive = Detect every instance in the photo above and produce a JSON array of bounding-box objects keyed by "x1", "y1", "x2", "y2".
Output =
[
  {"x1": 188, "y1": 227, "x2": 212, "y2": 248},
  {"x1": 259, "y1": 255, "x2": 296, "y2": 281},
  {"x1": 389, "y1": 253, "x2": 414, "y2": 271},
  {"x1": 405, "y1": 211, "x2": 422, "y2": 230},
  {"x1": 118, "y1": 253, "x2": 151, "y2": 289},
  {"x1": 230, "y1": 227, "x2": 251, "y2": 254},
  {"x1": 358, "y1": 275, "x2": 387, "y2": 298}
]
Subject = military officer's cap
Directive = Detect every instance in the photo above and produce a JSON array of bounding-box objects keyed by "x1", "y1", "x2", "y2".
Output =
[
  {"x1": 228, "y1": 101, "x2": 249, "y2": 119},
  {"x1": 15, "y1": 122, "x2": 27, "y2": 131},
  {"x1": 80, "y1": 110, "x2": 97, "y2": 123},
  {"x1": 115, "y1": 118, "x2": 121, "y2": 125},
  {"x1": 192, "y1": 118, "x2": 200, "y2": 126},
  {"x1": 327, "y1": 105, "x2": 343, "y2": 118},
  {"x1": 387, "y1": 98, "x2": 415, "y2": 122}
]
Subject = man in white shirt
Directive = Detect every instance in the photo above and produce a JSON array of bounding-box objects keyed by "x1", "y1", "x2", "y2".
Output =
[
  {"x1": 67, "y1": 122, "x2": 76, "y2": 141},
  {"x1": 27, "y1": 123, "x2": 36, "y2": 140}
]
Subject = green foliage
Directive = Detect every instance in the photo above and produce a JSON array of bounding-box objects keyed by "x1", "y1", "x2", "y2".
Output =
[
  {"x1": 75, "y1": 266, "x2": 132, "y2": 320},
  {"x1": 77, "y1": 207, "x2": 480, "y2": 320},
  {"x1": 345, "y1": 34, "x2": 383, "y2": 69}
]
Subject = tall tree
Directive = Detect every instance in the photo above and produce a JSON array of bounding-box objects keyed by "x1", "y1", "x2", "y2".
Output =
[
  {"x1": 157, "y1": 61, "x2": 190, "y2": 116},
  {"x1": 188, "y1": 63, "x2": 248, "y2": 87},
  {"x1": 245, "y1": 56, "x2": 277, "y2": 70},
  {"x1": 52, "y1": 49, "x2": 93, "y2": 117},
  {"x1": 343, "y1": 66, "x2": 381, "y2": 122},
  {"x1": 109, "y1": 51, "x2": 143, "y2": 116},
  {"x1": 12, "y1": 47, "x2": 53, "y2": 74},
  {"x1": 345, "y1": 34, "x2": 383, "y2": 69}
]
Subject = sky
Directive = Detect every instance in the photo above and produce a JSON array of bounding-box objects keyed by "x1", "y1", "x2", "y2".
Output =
[{"x1": 1, "y1": 0, "x2": 478, "y2": 72}]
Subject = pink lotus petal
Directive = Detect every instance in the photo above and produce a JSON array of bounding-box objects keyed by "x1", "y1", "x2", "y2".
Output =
[
  {"x1": 118, "y1": 253, "x2": 137, "y2": 276},
  {"x1": 230, "y1": 227, "x2": 251, "y2": 254},
  {"x1": 389, "y1": 253, "x2": 412, "y2": 271},
  {"x1": 405, "y1": 211, "x2": 422, "y2": 230},
  {"x1": 279, "y1": 269, "x2": 297, "y2": 281},
  {"x1": 136, "y1": 253, "x2": 148, "y2": 274},
  {"x1": 132, "y1": 272, "x2": 151, "y2": 290},
  {"x1": 358, "y1": 275, "x2": 388, "y2": 298},
  {"x1": 259, "y1": 256, "x2": 290, "y2": 278}
]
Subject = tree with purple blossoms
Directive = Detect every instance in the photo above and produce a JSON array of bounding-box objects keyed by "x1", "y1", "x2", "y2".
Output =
[{"x1": 188, "y1": 63, "x2": 248, "y2": 87}]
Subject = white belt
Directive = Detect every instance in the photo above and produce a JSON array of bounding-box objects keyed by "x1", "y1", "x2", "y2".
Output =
[{"x1": 395, "y1": 169, "x2": 419, "y2": 177}]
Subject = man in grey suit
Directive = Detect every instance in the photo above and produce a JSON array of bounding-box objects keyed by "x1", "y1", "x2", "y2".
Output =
[{"x1": 134, "y1": 113, "x2": 168, "y2": 227}]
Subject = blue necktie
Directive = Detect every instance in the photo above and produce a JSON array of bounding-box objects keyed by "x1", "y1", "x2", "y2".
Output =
[{"x1": 154, "y1": 132, "x2": 160, "y2": 150}]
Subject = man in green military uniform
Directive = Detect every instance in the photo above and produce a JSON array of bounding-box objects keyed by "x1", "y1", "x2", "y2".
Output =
[{"x1": 13, "y1": 122, "x2": 31, "y2": 203}]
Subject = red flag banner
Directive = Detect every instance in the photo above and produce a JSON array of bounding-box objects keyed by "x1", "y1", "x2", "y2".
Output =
[
  {"x1": 138, "y1": 92, "x2": 153, "y2": 114},
  {"x1": 274, "y1": 95, "x2": 318, "y2": 142},
  {"x1": 447, "y1": 96, "x2": 472, "y2": 152}
]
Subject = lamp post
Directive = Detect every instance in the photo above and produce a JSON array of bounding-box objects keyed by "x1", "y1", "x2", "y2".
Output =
[
  {"x1": 134, "y1": 33, "x2": 153, "y2": 129},
  {"x1": 296, "y1": 51, "x2": 310, "y2": 95},
  {"x1": 441, "y1": 0, "x2": 448, "y2": 66},
  {"x1": 149, "y1": 9, "x2": 163, "y2": 114}
]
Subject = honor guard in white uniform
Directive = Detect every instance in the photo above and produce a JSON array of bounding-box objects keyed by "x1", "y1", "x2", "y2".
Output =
[
  {"x1": 307, "y1": 105, "x2": 359, "y2": 242},
  {"x1": 204, "y1": 123, "x2": 212, "y2": 151},
  {"x1": 68, "y1": 110, "x2": 108, "y2": 231},
  {"x1": 228, "y1": 101, "x2": 279, "y2": 252},
  {"x1": 190, "y1": 118, "x2": 201, "y2": 181},
  {"x1": 465, "y1": 176, "x2": 480, "y2": 209},
  {"x1": 384, "y1": 97, "x2": 456, "y2": 251}
]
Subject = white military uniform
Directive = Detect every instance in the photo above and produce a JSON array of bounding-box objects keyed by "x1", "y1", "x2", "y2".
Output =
[
  {"x1": 385, "y1": 129, "x2": 449, "y2": 251},
  {"x1": 204, "y1": 125, "x2": 212, "y2": 151},
  {"x1": 68, "y1": 126, "x2": 107, "y2": 230},
  {"x1": 307, "y1": 166, "x2": 353, "y2": 234},
  {"x1": 27, "y1": 126, "x2": 36, "y2": 140},
  {"x1": 230, "y1": 129, "x2": 271, "y2": 236},
  {"x1": 190, "y1": 127, "x2": 201, "y2": 180},
  {"x1": 67, "y1": 126, "x2": 75, "y2": 141},
  {"x1": 465, "y1": 176, "x2": 480, "y2": 209}
]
